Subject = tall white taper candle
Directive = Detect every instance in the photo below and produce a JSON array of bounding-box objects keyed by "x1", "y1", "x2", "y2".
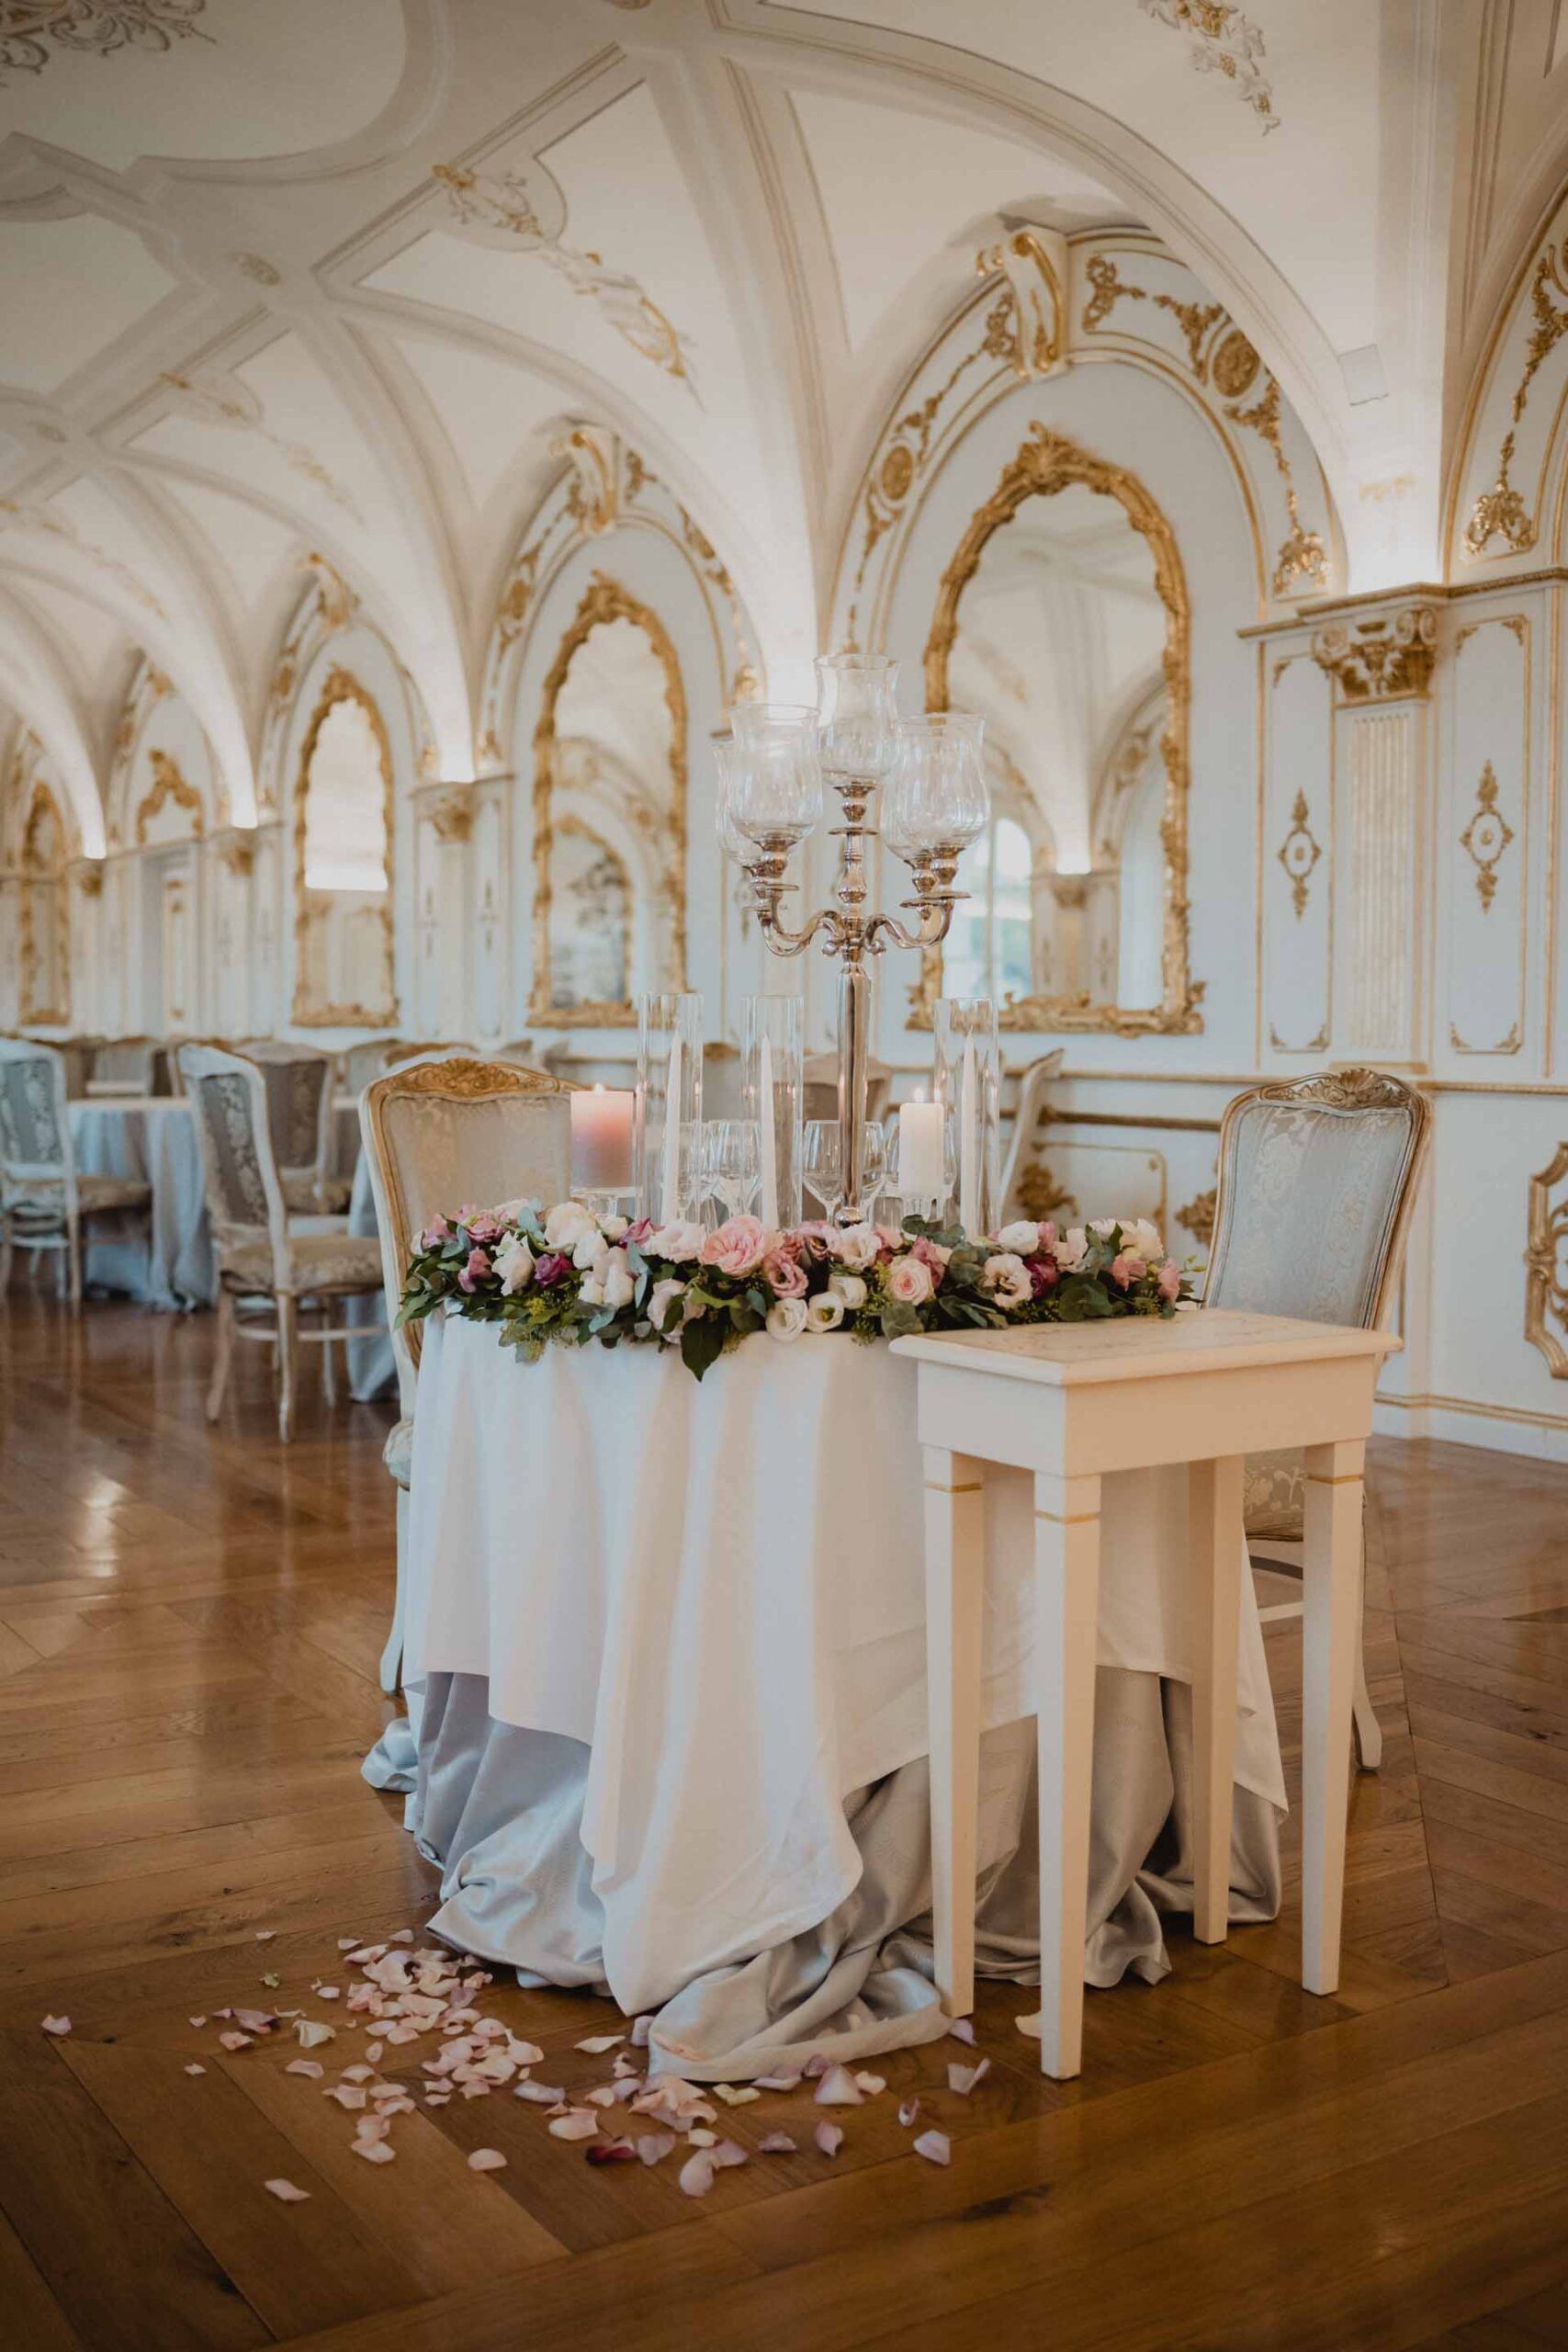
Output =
[
  {"x1": 759, "y1": 1034, "x2": 778, "y2": 1228},
  {"x1": 660, "y1": 1035, "x2": 683, "y2": 1221}
]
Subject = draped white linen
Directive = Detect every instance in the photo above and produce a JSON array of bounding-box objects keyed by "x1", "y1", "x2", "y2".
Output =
[
  {"x1": 68, "y1": 1097, "x2": 215, "y2": 1308},
  {"x1": 396, "y1": 1314, "x2": 1284, "y2": 2058}
]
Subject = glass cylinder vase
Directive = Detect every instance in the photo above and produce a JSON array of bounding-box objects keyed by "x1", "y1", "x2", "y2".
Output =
[
  {"x1": 933, "y1": 997, "x2": 1000, "y2": 1240},
  {"x1": 741, "y1": 993, "x2": 803, "y2": 1231},
  {"x1": 635, "y1": 991, "x2": 704, "y2": 1225}
]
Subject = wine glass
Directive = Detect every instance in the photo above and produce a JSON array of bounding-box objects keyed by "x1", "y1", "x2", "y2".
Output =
[
  {"x1": 725, "y1": 711, "x2": 823, "y2": 851},
  {"x1": 814, "y1": 653, "x2": 900, "y2": 786},
  {"x1": 883, "y1": 713, "x2": 989, "y2": 863},
  {"x1": 802, "y1": 1118, "x2": 840, "y2": 1216},
  {"x1": 705, "y1": 1119, "x2": 761, "y2": 1220}
]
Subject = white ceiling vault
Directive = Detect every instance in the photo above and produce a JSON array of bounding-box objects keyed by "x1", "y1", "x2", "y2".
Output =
[{"x1": 1, "y1": 0, "x2": 1566, "y2": 857}]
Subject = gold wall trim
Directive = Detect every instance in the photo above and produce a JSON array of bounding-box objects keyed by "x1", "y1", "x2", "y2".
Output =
[
  {"x1": 135, "y1": 749, "x2": 205, "y2": 845},
  {"x1": 290, "y1": 666, "x2": 399, "y2": 1029},
  {"x1": 528, "y1": 571, "x2": 688, "y2": 1029},
  {"x1": 1310, "y1": 604, "x2": 1438, "y2": 703},
  {"x1": 17, "y1": 779, "x2": 70, "y2": 1026},
  {"x1": 1276, "y1": 788, "x2": 1322, "y2": 917},
  {"x1": 1525, "y1": 1143, "x2": 1568, "y2": 1379},
  {"x1": 915, "y1": 420, "x2": 1201, "y2": 1038},
  {"x1": 1462, "y1": 234, "x2": 1568, "y2": 560}
]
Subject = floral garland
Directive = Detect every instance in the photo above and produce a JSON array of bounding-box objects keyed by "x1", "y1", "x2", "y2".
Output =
[{"x1": 399, "y1": 1202, "x2": 1192, "y2": 1381}]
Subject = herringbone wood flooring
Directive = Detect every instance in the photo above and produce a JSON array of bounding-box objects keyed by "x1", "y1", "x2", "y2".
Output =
[{"x1": 2, "y1": 1288, "x2": 1568, "y2": 2350}]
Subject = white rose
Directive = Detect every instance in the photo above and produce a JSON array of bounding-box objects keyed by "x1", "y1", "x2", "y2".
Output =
[
  {"x1": 572, "y1": 1227, "x2": 610, "y2": 1272},
  {"x1": 493, "y1": 1234, "x2": 535, "y2": 1295},
  {"x1": 579, "y1": 1269, "x2": 605, "y2": 1306},
  {"x1": 765, "y1": 1296, "x2": 808, "y2": 1343},
  {"x1": 828, "y1": 1271, "x2": 867, "y2": 1312},
  {"x1": 648, "y1": 1276, "x2": 689, "y2": 1335},
  {"x1": 649, "y1": 1219, "x2": 705, "y2": 1262},
  {"x1": 1089, "y1": 1216, "x2": 1120, "y2": 1239},
  {"x1": 830, "y1": 1223, "x2": 880, "y2": 1272},
  {"x1": 996, "y1": 1219, "x2": 1043, "y2": 1257},
  {"x1": 599, "y1": 1247, "x2": 636, "y2": 1312},
  {"x1": 1055, "y1": 1226, "x2": 1088, "y2": 1272},
  {"x1": 982, "y1": 1251, "x2": 1033, "y2": 1308},
  {"x1": 545, "y1": 1201, "x2": 598, "y2": 1251},
  {"x1": 600, "y1": 1215, "x2": 629, "y2": 1243},
  {"x1": 492, "y1": 1195, "x2": 542, "y2": 1224},
  {"x1": 806, "y1": 1291, "x2": 845, "y2": 1333},
  {"x1": 1126, "y1": 1217, "x2": 1164, "y2": 1264}
]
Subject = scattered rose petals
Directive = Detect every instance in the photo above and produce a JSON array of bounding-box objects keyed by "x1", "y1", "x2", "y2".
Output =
[
  {"x1": 1015, "y1": 2012, "x2": 1042, "y2": 2041},
  {"x1": 328, "y1": 2086, "x2": 367, "y2": 2110},
  {"x1": 802, "y1": 2053, "x2": 830, "y2": 2079},
  {"x1": 582, "y1": 2086, "x2": 617, "y2": 2109},
  {"x1": 947, "y1": 2059, "x2": 990, "y2": 2098},
  {"x1": 814, "y1": 2121, "x2": 844, "y2": 2158},
  {"x1": 913, "y1": 2130, "x2": 951, "y2": 2165},
  {"x1": 315, "y1": 1986, "x2": 340, "y2": 2002},
  {"x1": 507, "y1": 2039, "x2": 544, "y2": 2066},
  {"x1": 364, "y1": 2041, "x2": 384, "y2": 2064},
  {"x1": 637, "y1": 2133, "x2": 676, "y2": 2165},
  {"x1": 337, "y1": 1937, "x2": 359, "y2": 1951},
  {"x1": 286, "y1": 2060, "x2": 324, "y2": 2079},
  {"x1": 255, "y1": 1930, "x2": 276, "y2": 1943},
  {"x1": 184, "y1": 2064, "x2": 206, "y2": 2077},
  {"x1": 467, "y1": 2149, "x2": 507, "y2": 2173},
  {"x1": 575, "y1": 2034, "x2": 625, "y2": 2054},
  {"x1": 390, "y1": 1929, "x2": 414, "y2": 1943},
  {"x1": 513, "y1": 2081, "x2": 567, "y2": 2106},
  {"x1": 353, "y1": 2140, "x2": 396, "y2": 2165},
  {"x1": 264, "y1": 2177, "x2": 309, "y2": 2201},
  {"x1": 898, "y1": 2098, "x2": 920, "y2": 2129},
  {"x1": 758, "y1": 2132, "x2": 797, "y2": 2154},
  {"x1": 40, "y1": 2016, "x2": 72, "y2": 2038},
  {"x1": 188, "y1": 2016, "x2": 207, "y2": 2030},
  {"x1": 630, "y1": 2015, "x2": 653, "y2": 2047},
  {"x1": 814, "y1": 2064, "x2": 864, "y2": 2107},
  {"x1": 547, "y1": 2109, "x2": 601, "y2": 2142},
  {"x1": 294, "y1": 2019, "x2": 335, "y2": 2049},
  {"x1": 260, "y1": 1973, "x2": 280, "y2": 1989},
  {"x1": 687, "y1": 2127, "x2": 717, "y2": 2148},
  {"x1": 753, "y1": 2070, "x2": 800, "y2": 2092},
  {"x1": 854, "y1": 2073, "x2": 886, "y2": 2097},
  {"x1": 585, "y1": 2141, "x2": 637, "y2": 2166},
  {"x1": 948, "y1": 2018, "x2": 976, "y2": 2045},
  {"x1": 712, "y1": 2141, "x2": 749, "y2": 2170},
  {"x1": 218, "y1": 2031, "x2": 253, "y2": 2052},
  {"x1": 714, "y1": 2084, "x2": 760, "y2": 2107},
  {"x1": 341, "y1": 2064, "x2": 375, "y2": 2083},
  {"x1": 233, "y1": 2009, "x2": 275, "y2": 2033},
  {"x1": 679, "y1": 2151, "x2": 715, "y2": 2198}
]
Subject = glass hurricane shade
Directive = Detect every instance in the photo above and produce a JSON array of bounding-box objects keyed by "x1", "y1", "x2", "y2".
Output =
[
  {"x1": 881, "y1": 713, "x2": 989, "y2": 865},
  {"x1": 723, "y1": 710, "x2": 824, "y2": 850},
  {"x1": 814, "y1": 652, "x2": 900, "y2": 784},
  {"x1": 712, "y1": 737, "x2": 755, "y2": 866}
]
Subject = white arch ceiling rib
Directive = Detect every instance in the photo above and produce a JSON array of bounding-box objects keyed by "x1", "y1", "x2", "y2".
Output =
[{"x1": 0, "y1": 0, "x2": 1556, "y2": 846}]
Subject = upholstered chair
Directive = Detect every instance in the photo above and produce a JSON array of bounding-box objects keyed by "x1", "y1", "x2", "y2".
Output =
[
  {"x1": 1204, "y1": 1068, "x2": 1432, "y2": 1769},
  {"x1": 0, "y1": 1037, "x2": 152, "y2": 1306},
  {"x1": 359, "y1": 1053, "x2": 571, "y2": 1690},
  {"x1": 180, "y1": 1044, "x2": 383, "y2": 1442},
  {"x1": 997, "y1": 1048, "x2": 1067, "y2": 1226},
  {"x1": 233, "y1": 1041, "x2": 351, "y2": 1216}
]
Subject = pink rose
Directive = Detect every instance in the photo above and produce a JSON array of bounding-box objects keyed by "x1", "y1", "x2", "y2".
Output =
[
  {"x1": 874, "y1": 1225, "x2": 905, "y2": 1258},
  {"x1": 1026, "y1": 1255, "x2": 1058, "y2": 1299},
  {"x1": 423, "y1": 1212, "x2": 452, "y2": 1247},
  {"x1": 699, "y1": 1215, "x2": 769, "y2": 1278},
  {"x1": 622, "y1": 1216, "x2": 654, "y2": 1250},
  {"x1": 887, "y1": 1254, "x2": 934, "y2": 1306},
  {"x1": 769, "y1": 1228, "x2": 807, "y2": 1263},
  {"x1": 1157, "y1": 1259, "x2": 1182, "y2": 1302},
  {"x1": 457, "y1": 1246, "x2": 491, "y2": 1294},
  {"x1": 763, "y1": 1250, "x2": 808, "y2": 1299},
  {"x1": 794, "y1": 1220, "x2": 838, "y2": 1262},
  {"x1": 466, "y1": 1212, "x2": 503, "y2": 1244},
  {"x1": 909, "y1": 1236, "x2": 952, "y2": 1279},
  {"x1": 1110, "y1": 1250, "x2": 1146, "y2": 1290}
]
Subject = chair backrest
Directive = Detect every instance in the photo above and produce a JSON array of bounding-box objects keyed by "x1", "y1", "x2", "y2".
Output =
[
  {"x1": 381, "y1": 1039, "x2": 475, "y2": 1075},
  {"x1": 360, "y1": 1053, "x2": 572, "y2": 1410},
  {"x1": 87, "y1": 1036, "x2": 161, "y2": 1096},
  {"x1": 0, "y1": 1036, "x2": 73, "y2": 1203},
  {"x1": 231, "y1": 1041, "x2": 333, "y2": 1183},
  {"x1": 1205, "y1": 1068, "x2": 1431, "y2": 1330},
  {"x1": 803, "y1": 1051, "x2": 892, "y2": 1126},
  {"x1": 997, "y1": 1048, "x2": 1066, "y2": 1225},
  {"x1": 178, "y1": 1043, "x2": 290, "y2": 1283}
]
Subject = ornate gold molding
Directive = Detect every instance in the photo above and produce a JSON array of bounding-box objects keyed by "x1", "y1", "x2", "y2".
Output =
[
  {"x1": 1177, "y1": 1184, "x2": 1217, "y2": 1247},
  {"x1": 1269, "y1": 1019, "x2": 1330, "y2": 1054},
  {"x1": 0, "y1": 1, "x2": 209, "y2": 79},
  {"x1": 136, "y1": 749, "x2": 205, "y2": 844},
  {"x1": 1463, "y1": 237, "x2": 1568, "y2": 560},
  {"x1": 917, "y1": 421, "x2": 1201, "y2": 1037},
  {"x1": 424, "y1": 787, "x2": 476, "y2": 846},
  {"x1": 213, "y1": 831, "x2": 255, "y2": 877},
  {"x1": 1016, "y1": 1159, "x2": 1077, "y2": 1221},
  {"x1": 291, "y1": 667, "x2": 398, "y2": 1029},
  {"x1": 1136, "y1": 0, "x2": 1278, "y2": 130},
  {"x1": 1276, "y1": 789, "x2": 1321, "y2": 918},
  {"x1": 1459, "y1": 762, "x2": 1514, "y2": 910},
  {"x1": 529, "y1": 571, "x2": 687, "y2": 1028},
  {"x1": 74, "y1": 862, "x2": 104, "y2": 898},
  {"x1": 1525, "y1": 1143, "x2": 1568, "y2": 1378},
  {"x1": 975, "y1": 230, "x2": 1066, "y2": 379},
  {"x1": 1310, "y1": 604, "x2": 1438, "y2": 702}
]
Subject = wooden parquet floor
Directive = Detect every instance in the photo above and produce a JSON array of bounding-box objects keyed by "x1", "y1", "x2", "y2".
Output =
[{"x1": 3, "y1": 1289, "x2": 1568, "y2": 2350}]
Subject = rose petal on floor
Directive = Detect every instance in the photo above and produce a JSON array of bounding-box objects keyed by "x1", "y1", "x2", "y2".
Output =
[
  {"x1": 758, "y1": 2132, "x2": 797, "y2": 2154},
  {"x1": 687, "y1": 2127, "x2": 717, "y2": 2147},
  {"x1": 264, "y1": 2177, "x2": 309, "y2": 2200},
  {"x1": 814, "y1": 2122, "x2": 843, "y2": 2158},
  {"x1": 814, "y1": 2064, "x2": 864, "y2": 2106},
  {"x1": 286, "y1": 2060, "x2": 324, "y2": 2079},
  {"x1": 39, "y1": 2017, "x2": 71, "y2": 2038},
  {"x1": 711, "y1": 2141, "x2": 749, "y2": 2170},
  {"x1": 585, "y1": 2142, "x2": 636, "y2": 2165},
  {"x1": 714, "y1": 2084, "x2": 760, "y2": 2106},
  {"x1": 636, "y1": 2133, "x2": 676, "y2": 2165},
  {"x1": 547, "y1": 2109, "x2": 601, "y2": 2141},
  {"x1": 853, "y1": 2072, "x2": 886, "y2": 2096},
  {"x1": 294, "y1": 2020, "x2": 335, "y2": 2049},
  {"x1": 914, "y1": 2130, "x2": 951, "y2": 2165},
  {"x1": 218, "y1": 2032, "x2": 253, "y2": 2052},
  {"x1": 753, "y1": 2071, "x2": 800, "y2": 2092},
  {"x1": 184, "y1": 2064, "x2": 206, "y2": 2077},
  {"x1": 947, "y1": 2059, "x2": 990, "y2": 2097},
  {"x1": 630, "y1": 2016, "x2": 653, "y2": 2047},
  {"x1": 898, "y1": 2098, "x2": 920, "y2": 2128},
  {"x1": 582, "y1": 2086, "x2": 618, "y2": 2108},
  {"x1": 575, "y1": 2034, "x2": 625, "y2": 2053},
  {"x1": 948, "y1": 2018, "x2": 976, "y2": 2045},
  {"x1": 353, "y1": 2140, "x2": 396, "y2": 2165},
  {"x1": 513, "y1": 2081, "x2": 567, "y2": 2105},
  {"x1": 678, "y1": 2151, "x2": 715, "y2": 2198},
  {"x1": 188, "y1": 2016, "x2": 207, "y2": 2029},
  {"x1": 467, "y1": 2149, "x2": 506, "y2": 2172},
  {"x1": 1015, "y1": 2012, "x2": 1042, "y2": 2040}
]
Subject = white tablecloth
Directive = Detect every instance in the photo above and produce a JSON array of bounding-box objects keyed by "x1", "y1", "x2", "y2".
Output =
[
  {"x1": 69, "y1": 1097, "x2": 215, "y2": 1309},
  {"x1": 344, "y1": 1147, "x2": 396, "y2": 1403},
  {"x1": 404, "y1": 1316, "x2": 1283, "y2": 2024}
]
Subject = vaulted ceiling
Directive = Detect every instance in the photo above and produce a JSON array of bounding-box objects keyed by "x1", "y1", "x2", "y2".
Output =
[{"x1": 2, "y1": 0, "x2": 1565, "y2": 855}]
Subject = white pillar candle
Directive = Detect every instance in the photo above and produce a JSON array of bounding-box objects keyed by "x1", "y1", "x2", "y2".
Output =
[
  {"x1": 759, "y1": 1034, "x2": 778, "y2": 1228},
  {"x1": 570, "y1": 1084, "x2": 634, "y2": 1192},
  {"x1": 660, "y1": 1035, "x2": 683, "y2": 1219},
  {"x1": 958, "y1": 1037, "x2": 978, "y2": 1238},
  {"x1": 899, "y1": 1093, "x2": 945, "y2": 1203}
]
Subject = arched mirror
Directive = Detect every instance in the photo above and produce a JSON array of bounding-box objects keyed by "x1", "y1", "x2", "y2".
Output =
[
  {"x1": 531, "y1": 574, "x2": 686, "y2": 1024},
  {"x1": 919, "y1": 424, "x2": 1196, "y2": 1034},
  {"x1": 19, "y1": 784, "x2": 69, "y2": 1025},
  {"x1": 293, "y1": 670, "x2": 397, "y2": 1025}
]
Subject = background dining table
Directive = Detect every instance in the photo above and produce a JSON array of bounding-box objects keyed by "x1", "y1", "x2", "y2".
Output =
[{"x1": 68, "y1": 1094, "x2": 215, "y2": 1310}]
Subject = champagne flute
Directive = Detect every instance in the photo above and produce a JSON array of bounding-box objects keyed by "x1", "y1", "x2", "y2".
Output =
[
  {"x1": 802, "y1": 1118, "x2": 840, "y2": 1216},
  {"x1": 707, "y1": 1119, "x2": 761, "y2": 1220}
]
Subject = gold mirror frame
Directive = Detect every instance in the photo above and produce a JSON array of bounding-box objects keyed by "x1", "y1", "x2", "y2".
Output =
[
  {"x1": 914, "y1": 421, "x2": 1202, "y2": 1035},
  {"x1": 291, "y1": 665, "x2": 399, "y2": 1028},
  {"x1": 529, "y1": 570, "x2": 688, "y2": 1028}
]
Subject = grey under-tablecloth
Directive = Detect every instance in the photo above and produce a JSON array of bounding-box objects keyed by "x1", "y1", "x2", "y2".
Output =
[
  {"x1": 68, "y1": 1097, "x2": 215, "y2": 1309},
  {"x1": 344, "y1": 1145, "x2": 396, "y2": 1403}
]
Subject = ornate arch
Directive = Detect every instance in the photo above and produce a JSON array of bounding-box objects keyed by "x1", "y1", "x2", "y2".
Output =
[
  {"x1": 529, "y1": 571, "x2": 687, "y2": 1026},
  {"x1": 291, "y1": 666, "x2": 398, "y2": 1027}
]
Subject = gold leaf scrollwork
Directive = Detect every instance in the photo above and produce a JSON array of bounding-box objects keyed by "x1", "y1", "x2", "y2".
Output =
[
  {"x1": 1464, "y1": 239, "x2": 1568, "y2": 559},
  {"x1": 1525, "y1": 1143, "x2": 1568, "y2": 1378},
  {"x1": 135, "y1": 750, "x2": 205, "y2": 844},
  {"x1": 1177, "y1": 1185, "x2": 1217, "y2": 1248},
  {"x1": 1459, "y1": 762, "x2": 1514, "y2": 910},
  {"x1": 1311, "y1": 605, "x2": 1438, "y2": 702},
  {"x1": 1016, "y1": 1159, "x2": 1077, "y2": 1223},
  {"x1": 1136, "y1": 0, "x2": 1279, "y2": 130},
  {"x1": 1276, "y1": 789, "x2": 1321, "y2": 918},
  {"x1": 0, "y1": 0, "x2": 209, "y2": 81},
  {"x1": 974, "y1": 230, "x2": 1065, "y2": 379}
]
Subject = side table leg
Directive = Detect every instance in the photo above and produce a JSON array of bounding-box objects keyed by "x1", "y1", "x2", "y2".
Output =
[
  {"x1": 1302, "y1": 1439, "x2": 1364, "y2": 1995},
  {"x1": 1034, "y1": 1468, "x2": 1102, "y2": 2079},
  {"x1": 1190, "y1": 1454, "x2": 1245, "y2": 1944},
  {"x1": 923, "y1": 1447, "x2": 986, "y2": 2018}
]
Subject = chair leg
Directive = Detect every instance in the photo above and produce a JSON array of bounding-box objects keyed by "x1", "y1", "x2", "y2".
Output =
[
  {"x1": 207, "y1": 1288, "x2": 235, "y2": 1421},
  {"x1": 321, "y1": 1302, "x2": 338, "y2": 1407},
  {"x1": 1351, "y1": 1533, "x2": 1382, "y2": 1771},
  {"x1": 276, "y1": 1294, "x2": 298, "y2": 1443},
  {"x1": 67, "y1": 1216, "x2": 83, "y2": 1311}
]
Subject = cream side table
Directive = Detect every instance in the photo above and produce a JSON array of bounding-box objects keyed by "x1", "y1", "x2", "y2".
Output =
[{"x1": 892, "y1": 1307, "x2": 1398, "y2": 2079}]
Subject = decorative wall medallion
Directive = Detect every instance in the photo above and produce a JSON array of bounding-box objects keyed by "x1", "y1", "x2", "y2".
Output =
[
  {"x1": 160, "y1": 372, "x2": 361, "y2": 522},
  {"x1": 975, "y1": 230, "x2": 1066, "y2": 379},
  {"x1": 1177, "y1": 1185, "x2": 1217, "y2": 1248},
  {"x1": 1449, "y1": 1017, "x2": 1521, "y2": 1055},
  {"x1": 1459, "y1": 762, "x2": 1514, "y2": 910},
  {"x1": 1525, "y1": 1144, "x2": 1568, "y2": 1378},
  {"x1": 1311, "y1": 604, "x2": 1438, "y2": 702},
  {"x1": 1136, "y1": 1, "x2": 1278, "y2": 128},
  {"x1": 1017, "y1": 1159, "x2": 1077, "y2": 1222},
  {"x1": 1463, "y1": 236, "x2": 1568, "y2": 559},
  {"x1": 426, "y1": 787, "x2": 475, "y2": 845},
  {"x1": 434, "y1": 163, "x2": 698, "y2": 397},
  {"x1": 1276, "y1": 789, "x2": 1321, "y2": 917},
  {"x1": 0, "y1": 0, "x2": 209, "y2": 81},
  {"x1": 135, "y1": 750, "x2": 204, "y2": 844}
]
